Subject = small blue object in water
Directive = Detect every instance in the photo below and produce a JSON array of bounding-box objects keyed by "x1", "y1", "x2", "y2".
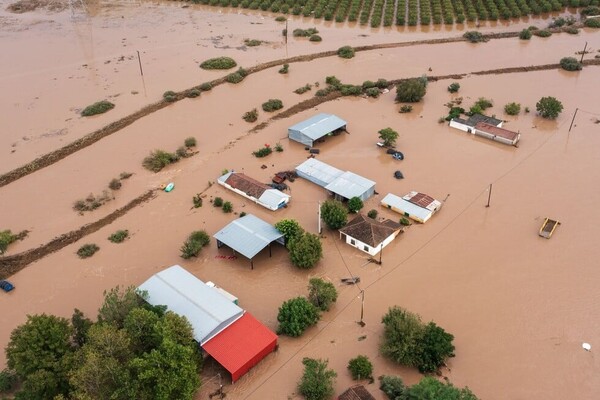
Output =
[
  {"x1": 164, "y1": 183, "x2": 175, "y2": 192},
  {"x1": 0, "y1": 280, "x2": 15, "y2": 292}
]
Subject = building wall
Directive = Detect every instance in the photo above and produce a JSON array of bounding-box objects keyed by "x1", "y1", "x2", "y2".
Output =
[
  {"x1": 474, "y1": 129, "x2": 519, "y2": 146},
  {"x1": 232, "y1": 337, "x2": 277, "y2": 382},
  {"x1": 343, "y1": 232, "x2": 398, "y2": 256},
  {"x1": 381, "y1": 202, "x2": 431, "y2": 223},
  {"x1": 288, "y1": 129, "x2": 313, "y2": 147},
  {"x1": 296, "y1": 169, "x2": 330, "y2": 189},
  {"x1": 217, "y1": 181, "x2": 277, "y2": 211},
  {"x1": 449, "y1": 119, "x2": 472, "y2": 132}
]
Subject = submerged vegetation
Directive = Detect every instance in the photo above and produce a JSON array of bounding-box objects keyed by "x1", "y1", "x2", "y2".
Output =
[
  {"x1": 199, "y1": 56, "x2": 237, "y2": 70},
  {"x1": 81, "y1": 100, "x2": 115, "y2": 117}
]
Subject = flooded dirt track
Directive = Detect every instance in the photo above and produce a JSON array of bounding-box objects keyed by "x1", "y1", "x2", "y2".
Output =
[{"x1": 0, "y1": 1, "x2": 599, "y2": 400}]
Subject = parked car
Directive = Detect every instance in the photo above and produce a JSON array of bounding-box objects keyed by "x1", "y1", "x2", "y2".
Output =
[
  {"x1": 392, "y1": 152, "x2": 404, "y2": 160},
  {"x1": 0, "y1": 280, "x2": 15, "y2": 292},
  {"x1": 394, "y1": 170, "x2": 404, "y2": 179}
]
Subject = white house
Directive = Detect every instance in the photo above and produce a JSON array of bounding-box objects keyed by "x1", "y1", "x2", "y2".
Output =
[
  {"x1": 381, "y1": 192, "x2": 442, "y2": 223},
  {"x1": 339, "y1": 214, "x2": 403, "y2": 256},
  {"x1": 449, "y1": 114, "x2": 503, "y2": 133},
  {"x1": 217, "y1": 171, "x2": 290, "y2": 211}
]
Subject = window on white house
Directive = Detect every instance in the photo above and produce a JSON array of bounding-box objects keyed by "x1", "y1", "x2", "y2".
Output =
[{"x1": 350, "y1": 239, "x2": 355, "y2": 245}]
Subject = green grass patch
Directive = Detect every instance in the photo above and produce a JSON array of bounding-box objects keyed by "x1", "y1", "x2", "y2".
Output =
[
  {"x1": 200, "y1": 57, "x2": 237, "y2": 70},
  {"x1": 81, "y1": 100, "x2": 115, "y2": 117}
]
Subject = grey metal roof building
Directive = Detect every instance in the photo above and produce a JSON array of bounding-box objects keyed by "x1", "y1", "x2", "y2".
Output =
[
  {"x1": 288, "y1": 113, "x2": 347, "y2": 147},
  {"x1": 296, "y1": 158, "x2": 376, "y2": 201},
  {"x1": 138, "y1": 265, "x2": 244, "y2": 344},
  {"x1": 213, "y1": 214, "x2": 285, "y2": 268}
]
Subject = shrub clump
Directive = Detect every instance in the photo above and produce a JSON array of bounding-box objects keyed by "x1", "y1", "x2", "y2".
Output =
[
  {"x1": 395, "y1": 77, "x2": 427, "y2": 102},
  {"x1": 81, "y1": 100, "x2": 115, "y2": 117},
  {"x1": 180, "y1": 230, "x2": 210, "y2": 259},
  {"x1": 504, "y1": 102, "x2": 521, "y2": 115},
  {"x1": 400, "y1": 217, "x2": 411, "y2": 226},
  {"x1": 294, "y1": 84, "x2": 312, "y2": 94},
  {"x1": 186, "y1": 88, "x2": 201, "y2": 98},
  {"x1": 253, "y1": 144, "x2": 273, "y2": 158},
  {"x1": 308, "y1": 278, "x2": 338, "y2": 311},
  {"x1": 275, "y1": 142, "x2": 284, "y2": 152},
  {"x1": 244, "y1": 39, "x2": 262, "y2": 46},
  {"x1": 0, "y1": 369, "x2": 17, "y2": 392},
  {"x1": 293, "y1": 27, "x2": 319, "y2": 37},
  {"x1": 584, "y1": 18, "x2": 600, "y2": 28},
  {"x1": 519, "y1": 29, "x2": 532, "y2": 40},
  {"x1": 199, "y1": 57, "x2": 237, "y2": 70},
  {"x1": 222, "y1": 201, "x2": 233, "y2": 213},
  {"x1": 447, "y1": 82, "x2": 460, "y2": 93},
  {"x1": 533, "y1": 29, "x2": 552, "y2": 37},
  {"x1": 347, "y1": 196, "x2": 364, "y2": 213},
  {"x1": 0, "y1": 230, "x2": 28, "y2": 255},
  {"x1": 77, "y1": 243, "x2": 99, "y2": 259},
  {"x1": 142, "y1": 150, "x2": 179, "y2": 172},
  {"x1": 243, "y1": 108, "x2": 258, "y2": 122},
  {"x1": 347, "y1": 355, "x2": 373, "y2": 381},
  {"x1": 108, "y1": 178, "x2": 122, "y2": 190},
  {"x1": 560, "y1": 57, "x2": 583, "y2": 71},
  {"x1": 309, "y1": 34, "x2": 322, "y2": 42},
  {"x1": 108, "y1": 230, "x2": 129, "y2": 243},
  {"x1": 365, "y1": 87, "x2": 380, "y2": 98},
  {"x1": 225, "y1": 67, "x2": 248, "y2": 84},
  {"x1": 277, "y1": 297, "x2": 320, "y2": 336},
  {"x1": 399, "y1": 105, "x2": 413, "y2": 113},
  {"x1": 536, "y1": 96, "x2": 563, "y2": 119},
  {"x1": 340, "y1": 85, "x2": 362, "y2": 96},
  {"x1": 262, "y1": 99, "x2": 283, "y2": 112},
  {"x1": 73, "y1": 191, "x2": 112, "y2": 212},
  {"x1": 213, "y1": 197, "x2": 224, "y2": 207},
  {"x1": 184, "y1": 137, "x2": 197, "y2": 148},
  {"x1": 163, "y1": 91, "x2": 177, "y2": 102},
  {"x1": 581, "y1": 6, "x2": 600, "y2": 16},
  {"x1": 199, "y1": 82, "x2": 212, "y2": 91},
  {"x1": 278, "y1": 63, "x2": 289, "y2": 74},
  {"x1": 337, "y1": 45, "x2": 355, "y2": 59},
  {"x1": 367, "y1": 209, "x2": 378, "y2": 219},
  {"x1": 275, "y1": 15, "x2": 286, "y2": 22},
  {"x1": 298, "y1": 358, "x2": 336, "y2": 400},
  {"x1": 463, "y1": 31, "x2": 488, "y2": 43}
]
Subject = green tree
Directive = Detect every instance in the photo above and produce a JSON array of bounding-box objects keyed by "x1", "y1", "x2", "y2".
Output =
[
  {"x1": 297, "y1": 358, "x2": 336, "y2": 400},
  {"x1": 71, "y1": 308, "x2": 93, "y2": 348},
  {"x1": 0, "y1": 369, "x2": 17, "y2": 393},
  {"x1": 347, "y1": 196, "x2": 364, "y2": 213},
  {"x1": 416, "y1": 322, "x2": 455, "y2": 373},
  {"x1": 536, "y1": 96, "x2": 563, "y2": 119},
  {"x1": 380, "y1": 307, "x2": 424, "y2": 368},
  {"x1": 405, "y1": 376, "x2": 479, "y2": 400},
  {"x1": 130, "y1": 338, "x2": 200, "y2": 400},
  {"x1": 307, "y1": 278, "x2": 338, "y2": 311},
  {"x1": 277, "y1": 297, "x2": 320, "y2": 337},
  {"x1": 97, "y1": 285, "x2": 145, "y2": 329},
  {"x1": 519, "y1": 28, "x2": 532, "y2": 39},
  {"x1": 288, "y1": 233, "x2": 323, "y2": 269},
  {"x1": 447, "y1": 82, "x2": 460, "y2": 93},
  {"x1": 321, "y1": 199, "x2": 347, "y2": 230},
  {"x1": 275, "y1": 219, "x2": 305, "y2": 246},
  {"x1": 395, "y1": 78, "x2": 427, "y2": 102},
  {"x1": 180, "y1": 230, "x2": 210, "y2": 259},
  {"x1": 559, "y1": 57, "x2": 582, "y2": 71},
  {"x1": 123, "y1": 308, "x2": 161, "y2": 354},
  {"x1": 347, "y1": 355, "x2": 373, "y2": 380},
  {"x1": 6, "y1": 314, "x2": 74, "y2": 398},
  {"x1": 504, "y1": 102, "x2": 521, "y2": 115},
  {"x1": 379, "y1": 375, "x2": 406, "y2": 399}
]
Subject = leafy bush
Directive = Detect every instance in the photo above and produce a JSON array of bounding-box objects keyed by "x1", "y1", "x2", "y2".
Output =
[
  {"x1": 222, "y1": 201, "x2": 233, "y2": 213},
  {"x1": 243, "y1": 108, "x2": 258, "y2": 122},
  {"x1": 252, "y1": 145, "x2": 273, "y2": 158},
  {"x1": 367, "y1": 209, "x2": 378, "y2": 219},
  {"x1": 108, "y1": 178, "x2": 122, "y2": 190},
  {"x1": 536, "y1": 96, "x2": 563, "y2": 119},
  {"x1": 199, "y1": 82, "x2": 213, "y2": 91},
  {"x1": 378, "y1": 127, "x2": 399, "y2": 147},
  {"x1": 279, "y1": 63, "x2": 289, "y2": 74},
  {"x1": 445, "y1": 106, "x2": 465, "y2": 121},
  {"x1": 519, "y1": 29, "x2": 532, "y2": 40},
  {"x1": 298, "y1": 358, "x2": 336, "y2": 400},
  {"x1": 585, "y1": 18, "x2": 600, "y2": 28},
  {"x1": 277, "y1": 297, "x2": 320, "y2": 336},
  {"x1": 275, "y1": 15, "x2": 286, "y2": 21},
  {"x1": 213, "y1": 197, "x2": 224, "y2": 207},
  {"x1": 293, "y1": 27, "x2": 319, "y2": 37},
  {"x1": 321, "y1": 200, "x2": 348, "y2": 229},
  {"x1": 184, "y1": 137, "x2": 197, "y2": 148},
  {"x1": 0, "y1": 230, "x2": 25, "y2": 254},
  {"x1": 275, "y1": 142, "x2": 284, "y2": 152},
  {"x1": 0, "y1": 369, "x2": 17, "y2": 392},
  {"x1": 186, "y1": 88, "x2": 201, "y2": 98},
  {"x1": 275, "y1": 219, "x2": 304, "y2": 245},
  {"x1": 504, "y1": 102, "x2": 521, "y2": 115},
  {"x1": 119, "y1": 172, "x2": 133, "y2": 179},
  {"x1": 192, "y1": 194, "x2": 203, "y2": 208},
  {"x1": 447, "y1": 82, "x2": 460, "y2": 93},
  {"x1": 475, "y1": 97, "x2": 493, "y2": 110},
  {"x1": 77, "y1": 243, "x2": 99, "y2": 258},
  {"x1": 533, "y1": 29, "x2": 552, "y2": 37},
  {"x1": 560, "y1": 57, "x2": 583, "y2": 71},
  {"x1": 581, "y1": 6, "x2": 600, "y2": 15},
  {"x1": 315, "y1": 89, "x2": 330, "y2": 97},
  {"x1": 239, "y1": 211, "x2": 247, "y2": 217},
  {"x1": 309, "y1": 34, "x2": 322, "y2": 42},
  {"x1": 176, "y1": 146, "x2": 189, "y2": 159},
  {"x1": 199, "y1": 57, "x2": 237, "y2": 70},
  {"x1": 226, "y1": 72, "x2": 244, "y2": 84},
  {"x1": 375, "y1": 78, "x2": 389, "y2": 88},
  {"x1": 73, "y1": 191, "x2": 112, "y2": 212},
  {"x1": 180, "y1": 230, "x2": 210, "y2": 259},
  {"x1": 81, "y1": 100, "x2": 115, "y2": 117},
  {"x1": 244, "y1": 39, "x2": 261, "y2": 46},
  {"x1": 325, "y1": 75, "x2": 341, "y2": 88},
  {"x1": 395, "y1": 78, "x2": 427, "y2": 102},
  {"x1": 348, "y1": 197, "x2": 364, "y2": 213},
  {"x1": 294, "y1": 84, "x2": 312, "y2": 94},
  {"x1": 406, "y1": 377, "x2": 479, "y2": 399},
  {"x1": 362, "y1": 80, "x2": 376, "y2": 89},
  {"x1": 418, "y1": 322, "x2": 456, "y2": 373},
  {"x1": 347, "y1": 355, "x2": 373, "y2": 380},
  {"x1": 379, "y1": 375, "x2": 406, "y2": 399},
  {"x1": 337, "y1": 46, "x2": 355, "y2": 59},
  {"x1": 565, "y1": 27, "x2": 579, "y2": 34},
  {"x1": 108, "y1": 230, "x2": 129, "y2": 243},
  {"x1": 289, "y1": 233, "x2": 323, "y2": 269},
  {"x1": 399, "y1": 105, "x2": 413, "y2": 113},
  {"x1": 365, "y1": 87, "x2": 380, "y2": 98},
  {"x1": 163, "y1": 91, "x2": 177, "y2": 102},
  {"x1": 142, "y1": 150, "x2": 179, "y2": 172},
  {"x1": 400, "y1": 217, "x2": 411, "y2": 226},
  {"x1": 262, "y1": 99, "x2": 284, "y2": 112},
  {"x1": 308, "y1": 278, "x2": 338, "y2": 311},
  {"x1": 463, "y1": 31, "x2": 487, "y2": 42}
]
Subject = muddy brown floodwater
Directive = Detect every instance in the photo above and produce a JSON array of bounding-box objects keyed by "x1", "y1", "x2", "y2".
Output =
[{"x1": 1, "y1": 0, "x2": 599, "y2": 399}]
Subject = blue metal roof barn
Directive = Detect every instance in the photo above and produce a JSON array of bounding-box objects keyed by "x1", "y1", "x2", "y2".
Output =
[{"x1": 288, "y1": 113, "x2": 347, "y2": 147}]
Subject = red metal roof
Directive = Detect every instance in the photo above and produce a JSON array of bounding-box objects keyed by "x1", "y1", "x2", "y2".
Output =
[
  {"x1": 202, "y1": 312, "x2": 277, "y2": 382},
  {"x1": 406, "y1": 192, "x2": 436, "y2": 208}
]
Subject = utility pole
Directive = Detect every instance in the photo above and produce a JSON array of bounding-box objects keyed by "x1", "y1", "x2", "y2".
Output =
[
  {"x1": 137, "y1": 50, "x2": 144, "y2": 76},
  {"x1": 358, "y1": 290, "x2": 365, "y2": 327},
  {"x1": 318, "y1": 201, "x2": 322, "y2": 234},
  {"x1": 568, "y1": 108, "x2": 579, "y2": 133},
  {"x1": 485, "y1": 184, "x2": 492, "y2": 208},
  {"x1": 379, "y1": 243, "x2": 383, "y2": 265},
  {"x1": 218, "y1": 373, "x2": 223, "y2": 399},
  {"x1": 580, "y1": 42, "x2": 588, "y2": 63}
]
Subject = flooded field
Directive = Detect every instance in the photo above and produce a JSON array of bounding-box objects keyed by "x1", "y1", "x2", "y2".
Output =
[{"x1": 0, "y1": 0, "x2": 599, "y2": 399}]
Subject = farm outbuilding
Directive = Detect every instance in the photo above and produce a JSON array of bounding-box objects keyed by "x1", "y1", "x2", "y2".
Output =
[
  {"x1": 449, "y1": 113, "x2": 503, "y2": 132},
  {"x1": 217, "y1": 171, "x2": 290, "y2": 210},
  {"x1": 381, "y1": 192, "x2": 442, "y2": 223},
  {"x1": 288, "y1": 113, "x2": 347, "y2": 147},
  {"x1": 295, "y1": 158, "x2": 376, "y2": 201},
  {"x1": 338, "y1": 385, "x2": 376, "y2": 400},
  {"x1": 213, "y1": 214, "x2": 285, "y2": 269},
  {"x1": 138, "y1": 265, "x2": 278, "y2": 383},
  {"x1": 339, "y1": 214, "x2": 402, "y2": 256}
]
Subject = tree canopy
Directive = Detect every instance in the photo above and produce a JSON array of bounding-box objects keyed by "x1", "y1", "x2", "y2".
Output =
[
  {"x1": 347, "y1": 196, "x2": 364, "y2": 213},
  {"x1": 321, "y1": 199, "x2": 348, "y2": 230},
  {"x1": 378, "y1": 127, "x2": 399, "y2": 147},
  {"x1": 275, "y1": 219, "x2": 305, "y2": 246},
  {"x1": 288, "y1": 232, "x2": 323, "y2": 269},
  {"x1": 395, "y1": 77, "x2": 427, "y2": 103},
  {"x1": 277, "y1": 297, "x2": 320, "y2": 337},
  {"x1": 307, "y1": 278, "x2": 338, "y2": 311},
  {"x1": 536, "y1": 96, "x2": 563, "y2": 119},
  {"x1": 298, "y1": 358, "x2": 337, "y2": 400}
]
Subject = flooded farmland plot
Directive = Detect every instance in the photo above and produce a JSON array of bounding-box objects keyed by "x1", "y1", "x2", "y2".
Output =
[{"x1": 0, "y1": 0, "x2": 599, "y2": 399}]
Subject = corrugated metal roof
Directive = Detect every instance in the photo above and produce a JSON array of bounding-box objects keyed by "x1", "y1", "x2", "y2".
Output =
[
  {"x1": 295, "y1": 158, "x2": 344, "y2": 186},
  {"x1": 202, "y1": 312, "x2": 277, "y2": 382},
  {"x1": 325, "y1": 171, "x2": 375, "y2": 199},
  {"x1": 381, "y1": 193, "x2": 435, "y2": 222},
  {"x1": 213, "y1": 214, "x2": 284, "y2": 259},
  {"x1": 138, "y1": 265, "x2": 243, "y2": 344},
  {"x1": 474, "y1": 122, "x2": 520, "y2": 141},
  {"x1": 258, "y1": 189, "x2": 290, "y2": 209},
  {"x1": 288, "y1": 113, "x2": 347, "y2": 140},
  {"x1": 403, "y1": 191, "x2": 440, "y2": 211}
]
